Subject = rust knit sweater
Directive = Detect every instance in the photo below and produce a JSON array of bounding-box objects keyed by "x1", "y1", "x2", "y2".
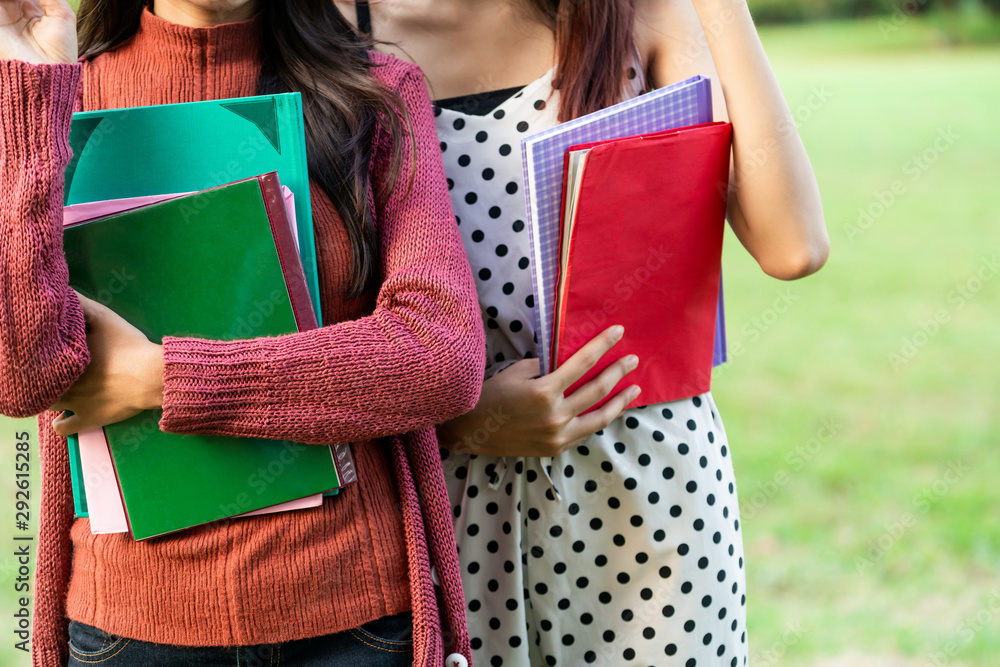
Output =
[{"x1": 0, "y1": 9, "x2": 483, "y2": 667}]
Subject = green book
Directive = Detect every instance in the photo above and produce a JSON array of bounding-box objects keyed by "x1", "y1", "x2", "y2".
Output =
[
  {"x1": 63, "y1": 174, "x2": 344, "y2": 540},
  {"x1": 64, "y1": 93, "x2": 323, "y2": 517},
  {"x1": 65, "y1": 93, "x2": 321, "y2": 323}
]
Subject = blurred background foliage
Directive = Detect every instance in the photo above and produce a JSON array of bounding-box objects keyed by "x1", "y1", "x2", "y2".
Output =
[{"x1": 751, "y1": 0, "x2": 999, "y2": 26}]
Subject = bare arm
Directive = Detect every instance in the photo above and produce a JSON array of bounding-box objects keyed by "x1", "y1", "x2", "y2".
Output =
[{"x1": 637, "y1": 0, "x2": 829, "y2": 280}]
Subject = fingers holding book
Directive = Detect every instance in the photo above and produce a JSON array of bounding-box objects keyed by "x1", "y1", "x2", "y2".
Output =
[
  {"x1": 50, "y1": 291, "x2": 164, "y2": 438},
  {"x1": 438, "y1": 325, "x2": 639, "y2": 458}
]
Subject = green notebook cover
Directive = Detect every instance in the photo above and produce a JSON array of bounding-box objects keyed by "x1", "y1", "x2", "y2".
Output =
[
  {"x1": 66, "y1": 416, "x2": 88, "y2": 516},
  {"x1": 63, "y1": 176, "x2": 340, "y2": 540},
  {"x1": 64, "y1": 93, "x2": 321, "y2": 516},
  {"x1": 64, "y1": 93, "x2": 321, "y2": 323}
]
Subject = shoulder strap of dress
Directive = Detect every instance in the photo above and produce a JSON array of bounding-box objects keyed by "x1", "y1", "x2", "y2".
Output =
[{"x1": 355, "y1": 0, "x2": 372, "y2": 36}]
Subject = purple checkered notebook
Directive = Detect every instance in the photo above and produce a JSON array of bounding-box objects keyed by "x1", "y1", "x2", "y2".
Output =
[{"x1": 521, "y1": 75, "x2": 727, "y2": 375}]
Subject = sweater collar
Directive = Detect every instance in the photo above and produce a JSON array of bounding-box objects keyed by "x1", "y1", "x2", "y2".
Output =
[{"x1": 134, "y1": 6, "x2": 262, "y2": 75}]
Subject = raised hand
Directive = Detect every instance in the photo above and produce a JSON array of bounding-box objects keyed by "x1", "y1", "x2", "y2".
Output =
[
  {"x1": 437, "y1": 325, "x2": 641, "y2": 458},
  {"x1": 0, "y1": 0, "x2": 77, "y2": 65}
]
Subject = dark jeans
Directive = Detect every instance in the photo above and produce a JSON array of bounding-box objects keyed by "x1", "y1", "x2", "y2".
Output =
[{"x1": 67, "y1": 612, "x2": 413, "y2": 667}]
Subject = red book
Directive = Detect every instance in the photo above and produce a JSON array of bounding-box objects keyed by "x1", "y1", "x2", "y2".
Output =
[{"x1": 553, "y1": 121, "x2": 733, "y2": 411}]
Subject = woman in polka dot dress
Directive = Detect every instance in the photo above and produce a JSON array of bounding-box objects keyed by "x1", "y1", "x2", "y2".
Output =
[{"x1": 343, "y1": 1, "x2": 829, "y2": 665}]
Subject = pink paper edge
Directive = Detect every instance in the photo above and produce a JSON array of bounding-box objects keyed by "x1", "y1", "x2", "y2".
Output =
[
  {"x1": 78, "y1": 428, "x2": 129, "y2": 534},
  {"x1": 235, "y1": 493, "x2": 324, "y2": 518},
  {"x1": 63, "y1": 188, "x2": 298, "y2": 255}
]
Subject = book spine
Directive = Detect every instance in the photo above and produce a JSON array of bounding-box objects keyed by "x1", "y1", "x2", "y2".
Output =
[
  {"x1": 257, "y1": 173, "x2": 319, "y2": 332},
  {"x1": 67, "y1": 433, "x2": 89, "y2": 517},
  {"x1": 521, "y1": 140, "x2": 550, "y2": 375},
  {"x1": 283, "y1": 94, "x2": 323, "y2": 327}
]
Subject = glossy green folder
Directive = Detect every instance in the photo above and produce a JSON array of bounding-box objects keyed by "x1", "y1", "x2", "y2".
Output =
[
  {"x1": 64, "y1": 93, "x2": 321, "y2": 517},
  {"x1": 63, "y1": 176, "x2": 341, "y2": 540},
  {"x1": 64, "y1": 93, "x2": 321, "y2": 323}
]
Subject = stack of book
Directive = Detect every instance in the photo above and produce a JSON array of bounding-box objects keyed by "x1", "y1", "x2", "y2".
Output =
[
  {"x1": 63, "y1": 95, "x2": 355, "y2": 541},
  {"x1": 521, "y1": 76, "x2": 733, "y2": 410}
]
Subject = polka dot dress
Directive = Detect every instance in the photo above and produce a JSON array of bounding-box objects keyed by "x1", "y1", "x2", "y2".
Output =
[{"x1": 434, "y1": 67, "x2": 749, "y2": 667}]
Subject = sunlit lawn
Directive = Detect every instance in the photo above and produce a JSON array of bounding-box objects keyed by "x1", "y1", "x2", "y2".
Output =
[{"x1": 711, "y1": 16, "x2": 1000, "y2": 667}]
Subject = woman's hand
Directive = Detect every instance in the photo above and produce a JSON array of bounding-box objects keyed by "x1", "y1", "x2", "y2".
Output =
[
  {"x1": 0, "y1": 0, "x2": 77, "y2": 65},
  {"x1": 437, "y1": 325, "x2": 641, "y2": 458},
  {"x1": 50, "y1": 292, "x2": 164, "y2": 437}
]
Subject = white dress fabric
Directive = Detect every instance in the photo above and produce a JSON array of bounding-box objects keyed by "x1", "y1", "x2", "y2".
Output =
[{"x1": 434, "y1": 67, "x2": 749, "y2": 667}]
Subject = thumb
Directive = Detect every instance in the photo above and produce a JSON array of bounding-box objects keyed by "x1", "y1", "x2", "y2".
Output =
[
  {"x1": 37, "y1": 0, "x2": 75, "y2": 20},
  {"x1": 51, "y1": 411, "x2": 83, "y2": 438},
  {"x1": 73, "y1": 290, "x2": 110, "y2": 330},
  {"x1": 73, "y1": 289, "x2": 100, "y2": 316}
]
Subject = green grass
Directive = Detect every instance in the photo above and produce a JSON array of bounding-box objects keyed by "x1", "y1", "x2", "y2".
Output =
[
  {"x1": 711, "y1": 16, "x2": 1000, "y2": 667},
  {"x1": 2, "y1": 13, "x2": 999, "y2": 667},
  {"x1": 748, "y1": 5, "x2": 1000, "y2": 51}
]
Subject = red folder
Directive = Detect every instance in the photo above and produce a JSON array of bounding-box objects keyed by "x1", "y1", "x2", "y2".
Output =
[{"x1": 553, "y1": 122, "x2": 733, "y2": 411}]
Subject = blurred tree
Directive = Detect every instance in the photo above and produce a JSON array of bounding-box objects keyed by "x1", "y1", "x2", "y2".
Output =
[{"x1": 749, "y1": 0, "x2": 998, "y2": 23}]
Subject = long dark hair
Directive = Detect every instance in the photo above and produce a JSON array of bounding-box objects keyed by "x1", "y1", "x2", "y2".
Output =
[
  {"x1": 527, "y1": 0, "x2": 640, "y2": 123},
  {"x1": 77, "y1": 0, "x2": 408, "y2": 299}
]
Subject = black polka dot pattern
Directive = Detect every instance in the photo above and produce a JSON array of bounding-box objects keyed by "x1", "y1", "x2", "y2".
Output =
[{"x1": 434, "y1": 67, "x2": 747, "y2": 667}]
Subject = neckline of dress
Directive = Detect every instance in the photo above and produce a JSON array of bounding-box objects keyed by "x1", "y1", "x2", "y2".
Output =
[{"x1": 434, "y1": 65, "x2": 557, "y2": 119}]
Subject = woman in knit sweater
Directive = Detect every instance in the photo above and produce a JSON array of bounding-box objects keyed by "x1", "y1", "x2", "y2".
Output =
[{"x1": 0, "y1": 1, "x2": 483, "y2": 666}]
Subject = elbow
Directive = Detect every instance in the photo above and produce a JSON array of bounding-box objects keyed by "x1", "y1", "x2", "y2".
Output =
[
  {"x1": 0, "y1": 381, "x2": 59, "y2": 420},
  {"x1": 444, "y1": 335, "x2": 486, "y2": 418},
  {"x1": 0, "y1": 347, "x2": 89, "y2": 419},
  {"x1": 436, "y1": 285, "x2": 487, "y2": 418},
  {"x1": 0, "y1": 403, "x2": 41, "y2": 421},
  {"x1": 428, "y1": 325, "x2": 486, "y2": 421},
  {"x1": 758, "y1": 228, "x2": 830, "y2": 281},
  {"x1": 456, "y1": 348, "x2": 486, "y2": 415}
]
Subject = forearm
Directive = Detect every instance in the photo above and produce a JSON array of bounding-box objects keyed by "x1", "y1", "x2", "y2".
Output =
[
  {"x1": 161, "y1": 62, "x2": 486, "y2": 445},
  {"x1": 690, "y1": 0, "x2": 829, "y2": 278},
  {"x1": 159, "y1": 267, "x2": 485, "y2": 445},
  {"x1": 0, "y1": 61, "x2": 89, "y2": 417}
]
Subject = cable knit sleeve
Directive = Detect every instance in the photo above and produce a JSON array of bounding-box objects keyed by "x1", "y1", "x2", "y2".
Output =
[
  {"x1": 0, "y1": 61, "x2": 89, "y2": 418},
  {"x1": 158, "y1": 60, "x2": 486, "y2": 445}
]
